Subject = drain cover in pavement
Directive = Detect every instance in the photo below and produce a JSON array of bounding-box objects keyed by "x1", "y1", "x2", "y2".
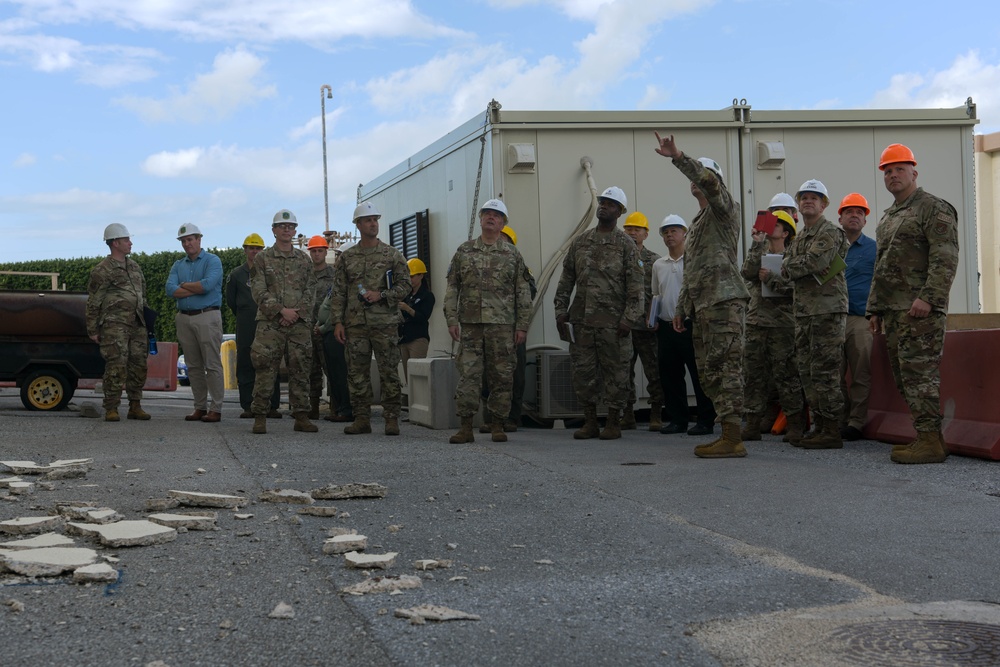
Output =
[{"x1": 830, "y1": 620, "x2": 1000, "y2": 666}]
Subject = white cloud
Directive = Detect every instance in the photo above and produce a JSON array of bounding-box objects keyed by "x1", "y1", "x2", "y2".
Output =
[
  {"x1": 636, "y1": 84, "x2": 669, "y2": 110},
  {"x1": 114, "y1": 48, "x2": 276, "y2": 123},
  {"x1": 143, "y1": 148, "x2": 206, "y2": 177},
  {"x1": 0, "y1": 31, "x2": 161, "y2": 86},
  {"x1": 14, "y1": 153, "x2": 37, "y2": 167}
]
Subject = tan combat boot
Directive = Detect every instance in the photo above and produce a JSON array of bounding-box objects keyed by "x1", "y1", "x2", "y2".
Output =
[
  {"x1": 293, "y1": 412, "x2": 318, "y2": 432},
  {"x1": 126, "y1": 401, "x2": 151, "y2": 420},
  {"x1": 344, "y1": 416, "x2": 372, "y2": 434},
  {"x1": 450, "y1": 416, "x2": 475, "y2": 444},
  {"x1": 801, "y1": 417, "x2": 843, "y2": 449},
  {"x1": 308, "y1": 397, "x2": 320, "y2": 420},
  {"x1": 491, "y1": 421, "x2": 507, "y2": 443},
  {"x1": 105, "y1": 407, "x2": 120, "y2": 422},
  {"x1": 783, "y1": 411, "x2": 806, "y2": 445},
  {"x1": 252, "y1": 415, "x2": 267, "y2": 434},
  {"x1": 599, "y1": 408, "x2": 622, "y2": 440},
  {"x1": 694, "y1": 421, "x2": 747, "y2": 458},
  {"x1": 621, "y1": 409, "x2": 637, "y2": 430},
  {"x1": 891, "y1": 431, "x2": 947, "y2": 464},
  {"x1": 791, "y1": 413, "x2": 821, "y2": 447},
  {"x1": 741, "y1": 412, "x2": 762, "y2": 441},
  {"x1": 573, "y1": 406, "x2": 600, "y2": 440},
  {"x1": 479, "y1": 422, "x2": 492, "y2": 434},
  {"x1": 648, "y1": 403, "x2": 663, "y2": 432},
  {"x1": 385, "y1": 416, "x2": 400, "y2": 436}
]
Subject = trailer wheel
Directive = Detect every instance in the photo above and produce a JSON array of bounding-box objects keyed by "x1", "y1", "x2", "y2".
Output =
[{"x1": 20, "y1": 369, "x2": 73, "y2": 411}]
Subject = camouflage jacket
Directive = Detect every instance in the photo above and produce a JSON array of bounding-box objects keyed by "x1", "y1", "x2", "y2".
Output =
[
  {"x1": 444, "y1": 236, "x2": 532, "y2": 330},
  {"x1": 631, "y1": 245, "x2": 661, "y2": 329},
  {"x1": 554, "y1": 227, "x2": 644, "y2": 329},
  {"x1": 86, "y1": 256, "x2": 147, "y2": 337},
  {"x1": 250, "y1": 245, "x2": 318, "y2": 325},
  {"x1": 671, "y1": 154, "x2": 749, "y2": 318},
  {"x1": 312, "y1": 264, "x2": 336, "y2": 320},
  {"x1": 867, "y1": 188, "x2": 959, "y2": 315},
  {"x1": 741, "y1": 240, "x2": 794, "y2": 328},
  {"x1": 330, "y1": 241, "x2": 410, "y2": 328},
  {"x1": 781, "y1": 215, "x2": 848, "y2": 317}
]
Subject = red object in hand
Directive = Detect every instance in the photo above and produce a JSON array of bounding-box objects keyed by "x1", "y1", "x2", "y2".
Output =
[{"x1": 753, "y1": 210, "x2": 778, "y2": 234}]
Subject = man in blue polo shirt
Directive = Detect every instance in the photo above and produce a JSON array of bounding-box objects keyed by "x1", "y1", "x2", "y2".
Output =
[
  {"x1": 838, "y1": 193, "x2": 876, "y2": 441},
  {"x1": 166, "y1": 223, "x2": 225, "y2": 422}
]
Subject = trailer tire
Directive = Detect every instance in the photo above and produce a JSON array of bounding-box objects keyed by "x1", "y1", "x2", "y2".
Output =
[{"x1": 20, "y1": 368, "x2": 73, "y2": 411}]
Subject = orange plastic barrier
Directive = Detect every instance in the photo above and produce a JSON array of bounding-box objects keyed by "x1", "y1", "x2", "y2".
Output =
[
  {"x1": 864, "y1": 329, "x2": 1000, "y2": 460},
  {"x1": 78, "y1": 341, "x2": 178, "y2": 392}
]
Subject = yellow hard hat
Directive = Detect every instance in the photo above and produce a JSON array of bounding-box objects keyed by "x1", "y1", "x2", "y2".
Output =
[
  {"x1": 773, "y1": 210, "x2": 797, "y2": 235},
  {"x1": 624, "y1": 212, "x2": 649, "y2": 230},
  {"x1": 407, "y1": 258, "x2": 427, "y2": 275},
  {"x1": 501, "y1": 226, "x2": 517, "y2": 245},
  {"x1": 243, "y1": 233, "x2": 265, "y2": 248}
]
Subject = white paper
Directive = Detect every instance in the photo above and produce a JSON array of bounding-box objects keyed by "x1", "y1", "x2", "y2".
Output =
[{"x1": 761, "y1": 254, "x2": 783, "y2": 297}]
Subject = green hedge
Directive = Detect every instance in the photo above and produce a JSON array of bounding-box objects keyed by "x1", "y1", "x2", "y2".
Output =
[{"x1": 0, "y1": 247, "x2": 246, "y2": 343}]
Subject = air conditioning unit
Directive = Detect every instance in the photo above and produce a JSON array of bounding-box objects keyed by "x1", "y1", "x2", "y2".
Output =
[{"x1": 537, "y1": 350, "x2": 606, "y2": 419}]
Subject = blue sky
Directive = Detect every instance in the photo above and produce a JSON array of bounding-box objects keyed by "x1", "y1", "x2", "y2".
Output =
[{"x1": 2, "y1": 0, "x2": 998, "y2": 264}]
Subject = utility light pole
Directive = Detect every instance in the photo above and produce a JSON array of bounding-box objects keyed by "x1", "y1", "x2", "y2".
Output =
[{"x1": 321, "y1": 84, "x2": 333, "y2": 233}]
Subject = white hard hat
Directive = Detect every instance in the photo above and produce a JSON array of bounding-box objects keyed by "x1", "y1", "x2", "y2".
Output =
[
  {"x1": 697, "y1": 157, "x2": 723, "y2": 181},
  {"x1": 176, "y1": 223, "x2": 202, "y2": 239},
  {"x1": 103, "y1": 223, "x2": 130, "y2": 241},
  {"x1": 768, "y1": 192, "x2": 797, "y2": 210},
  {"x1": 272, "y1": 209, "x2": 297, "y2": 225},
  {"x1": 796, "y1": 179, "x2": 829, "y2": 201},
  {"x1": 659, "y1": 214, "x2": 688, "y2": 231},
  {"x1": 480, "y1": 198, "x2": 508, "y2": 218},
  {"x1": 598, "y1": 186, "x2": 628, "y2": 213},
  {"x1": 352, "y1": 201, "x2": 381, "y2": 222}
]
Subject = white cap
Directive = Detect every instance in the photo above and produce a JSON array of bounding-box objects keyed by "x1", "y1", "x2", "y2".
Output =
[
  {"x1": 659, "y1": 214, "x2": 688, "y2": 231},
  {"x1": 796, "y1": 179, "x2": 829, "y2": 201},
  {"x1": 176, "y1": 223, "x2": 202, "y2": 239},
  {"x1": 104, "y1": 223, "x2": 130, "y2": 241},
  {"x1": 480, "y1": 198, "x2": 508, "y2": 218},
  {"x1": 598, "y1": 186, "x2": 628, "y2": 213},
  {"x1": 272, "y1": 209, "x2": 297, "y2": 225},
  {"x1": 697, "y1": 157, "x2": 723, "y2": 181},
  {"x1": 768, "y1": 192, "x2": 797, "y2": 210},
  {"x1": 352, "y1": 201, "x2": 381, "y2": 222}
]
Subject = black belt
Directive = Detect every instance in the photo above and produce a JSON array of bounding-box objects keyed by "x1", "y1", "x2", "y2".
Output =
[{"x1": 179, "y1": 306, "x2": 220, "y2": 316}]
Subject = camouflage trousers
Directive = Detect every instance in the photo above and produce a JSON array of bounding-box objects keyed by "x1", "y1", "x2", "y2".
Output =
[
  {"x1": 691, "y1": 300, "x2": 745, "y2": 425},
  {"x1": 310, "y1": 330, "x2": 328, "y2": 399},
  {"x1": 569, "y1": 325, "x2": 633, "y2": 411},
  {"x1": 628, "y1": 329, "x2": 663, "y2": 407},
  {"x1": 98, "y1": 321, "x2": 148, "y2": 410},
  {"x1": 251, "y1": 320, "x2": 311, "y2": 416},
  {"x1": 883, "y1": 310, "x2": 946, "y2": 432},
  {"x1": 743, "y1": 324, "x2": 803, "y2": 417},
  {"x1": 479, "y1": 340, "x2": 525, "y2": 422},
  {"x1": 457, "y1": 323, "x2": 515, "y2": 419},
  {"x1": 794, "y1": 312, "x2": 846, "y2": 422},
  {"x1": 344, "y1": 325, "x2": 401, "y2": 419},
  {"x1": 841, "y1": 315, "x2": 873, "y2": 430}
]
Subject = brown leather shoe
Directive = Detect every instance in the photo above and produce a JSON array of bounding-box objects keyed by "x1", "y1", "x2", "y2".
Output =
[
  {"x1": 185, "y1": 409, "x2": 207, "y2": 421},
  {"x1": 201, "y1": 411, "x2": 222, "y2": 423}
]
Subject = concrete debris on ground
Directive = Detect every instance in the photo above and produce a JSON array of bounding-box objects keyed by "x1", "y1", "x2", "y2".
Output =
[
  {"x1": 145, "y1": 498, "x2": 181, "y2": 511},
  {"x1": 413, "y1": 559, "x2": 453, "y2": 571},
  {"x1": 67, "y1": 520, "x2": 177, "y2": 547},
  {"x1": 0, "y1": 546, "x2": 100, "y2": 576},
  {"x1": 6, "y1": 599, "x2": 26, "y2": 612},
  {"x1": 234, "y1": 514, "x2": 253, "y2": 520},
  {"x1": 72, "y1": 562, "x2": 119, "y2": 583},
  {"x1": 297, "y1": 505, "x2": 338, "y2": 516},
  {"x1": 77, "y1": 402, "x2": 101, "y2": 418},
  {"x1": 0, "y1": 459, "x2": 92, "y2": 475},
  {"x1": 260, "y1": 489, "x2": 315, "y2": 505},
  {"x1": 147, "y1": 513, "x2": 217, "y2": 530},
  {"x1": 167, "y1": 490, "x2": 246, "y2": 508},
  {"x1": 0, "y1": 532, "x2": 76, "y2": 550},
  {"x1": 0, "y1": 476, "x2": 24, "y2": 487},
  {"x1": 59, "y1": 507, "x2": 123, "y2": 524},
  {"x1": 311, "y1": 483, "x2": 388, "y2": 500},
  {"x1": 326, "y1": 527, "x2": 357, "y2": 537},
  {"x1": 268, "y1": 602, "x2": 295, "y2": 619},
  {"x1": 7, "y1": 482, "x2": 34, "y2": 495},
  {"x1": 0, "y1": 516, "x2": 64, "y2": 535},
  {"x1": 323, "y1": 534, "x2": 367, "y2": 554},
  {"x1": 44, "y1": 467, "x2": 87, "y2": 480},
  {"x1": 394, "y1": 604, "x2": 481, "y2": 624},
  {"x1": 341, "y1": 575, "x2": 422, "y2": 596},
  {"x1": 344, "y1": 551, "x2": 397, "y2": 569}
]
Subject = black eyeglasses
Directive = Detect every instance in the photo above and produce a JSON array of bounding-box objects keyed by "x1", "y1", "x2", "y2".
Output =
[{"x1": 274, "y1": 223, "x2": 297, "y2": 230}]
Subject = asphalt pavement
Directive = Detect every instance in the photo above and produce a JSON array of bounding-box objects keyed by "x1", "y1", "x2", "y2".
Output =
[{"x1": 2, "y1": 386, "x2": 999, "y2": 667}]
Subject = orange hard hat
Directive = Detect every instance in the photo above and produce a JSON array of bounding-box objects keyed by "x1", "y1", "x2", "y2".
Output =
[
  {"x1": 838, "y1": 193, "x2": 870, "y2": 216},
  {"x1": 307, "y1": 235, "x2": 328, "y2": 249},
  {"x1": 879, "y1": 143, "x2": 917, "y2": 170}
]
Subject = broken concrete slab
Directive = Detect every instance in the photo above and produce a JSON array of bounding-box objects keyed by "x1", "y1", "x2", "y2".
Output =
[
  {"x1": 167, "y1": 490, "x2": 246, "y2": 508},
  {"x1": 0, "y1": 476, "x2": 23, "y2": 487},
  {"x1": 0, "y1": 547, "x2": 100, "y2": 577},
  {"x1": 341, "y1": 575, "x2": 422, "y2": 596},
  {"x1": 76, "y1": 520, "x2": 177, "y2": 547},
  {"x1": 0, "y1": 516, "x2": 64, "y2": 535},
  {"x1": 59, "y1": 506, "x2": 122, "y2": 524},
  {"x1": 0, "y1": 532, "x2": 75, "y2": 550},
  {"x1": 260, "y1": 489, "x2": 314, "y2": 505},
  {"x1": 64, "y1": 522, "x2": 101, "y2": 538},
  {"x1": 49, "y1": 459, "x2": 93, "y2": 469},
  {"x1": 326, "y1": 527, "x2": 357, "y2": 537},
  {"x1": 344, "y1": 551, "x2": 396, "y2": 570},
  {"x1": 323, "y1": 534, "x2": 368, "y2": 555},
  {"x1": 147, "y1": 513, "x2": 217, "y2": 530},
  {"x1": 268, "y1": 602, "x2": 295, "y2": 619},
  {"x1": 394, "y1": 604, "x2": 480, "y2": 623},
  {"x1": 0, "y1": 461, "x2": 48, "y2": 474},
  {"x1": 145, "y1": 497, "x2": 181, "y2": 511},
  {"x1": 311, "y1": 483, "x2": 388, "y2": 500},
  {"x1": 8, "y1": 482, "x2": 34, "y2": 495},
  {"x1": 413, "y1": 559, "x2": 453, "y2": 571},
  {"x1": 72, "y1": 562, "x2": 119, "y2": 583},
  {"x1": 44, "y1": 467, "x2": 87, "y2": 480},
  {"x1": 297, "y1": 506, "x2": 338, "y2": 516}
]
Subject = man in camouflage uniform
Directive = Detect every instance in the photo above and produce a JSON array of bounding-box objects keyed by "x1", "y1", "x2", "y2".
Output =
[
  {"x1": 331, "y1": 201, "x2": 411, "y2": 436},
  {"x1": 622, "y1": 212, "x2": 663, "y2": 431},
  {"x1": 86, "y1": 223, "x2": 151, "y2": 422},
  {"x1": 224, "y1": 232, "x2": 280, "y2": 419},
  {"x1": 654, "y1": 132, "x2": 750, "y2": 458},
  {"x1": 307, "y1": 235, "x2": 336, "y2": 419},
  {"x1": 741, "y1": 211, "x2": 804, "y2": 442},
  {"x1": 446, "y1": 199, "x2": 532, "y2": 444},
  {"x1": 781, "y1": 179, "x2": 848, "y2": 449},
  {"x1": 867, "y1": 143, "x2": 959, "y2": 464},
  {"x1": 554, "y1": 186, "x2": 644, "y2": 441},
  {"x1": 248, "y1": 210, "x2": 319, "y2": 434}
]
